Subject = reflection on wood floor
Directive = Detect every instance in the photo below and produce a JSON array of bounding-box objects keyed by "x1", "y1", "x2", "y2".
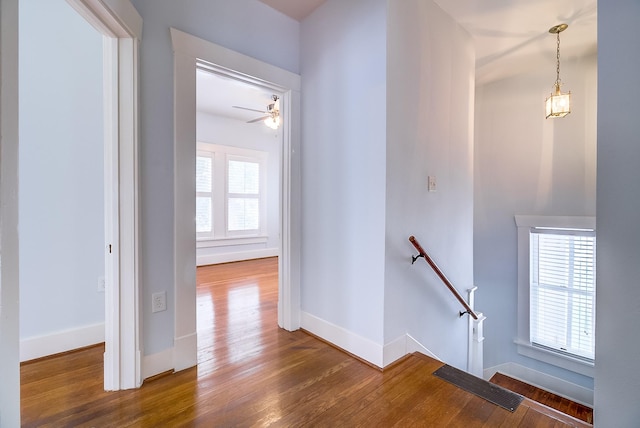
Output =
[{"x1": 21, "y1": 257, "x2": 590, "y2": 426}]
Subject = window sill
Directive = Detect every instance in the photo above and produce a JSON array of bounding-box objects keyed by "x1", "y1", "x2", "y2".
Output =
[
  {"x1": 515, "y1": 339, "x2": 594, "y2": 378},
  {"x1": 196, "y1": 235, "x2": 268, "y2": 249}
]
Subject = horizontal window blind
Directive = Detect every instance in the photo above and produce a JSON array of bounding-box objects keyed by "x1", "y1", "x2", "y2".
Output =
[
  {"x1": 196, "y1": 155, "x2": 213, "y2": 234},
  {"x1": 530, "y1": 229, "x2": 596, "y2": 361},
  {"x1": 227, "y1": 160, "x2": 260, "y2": 232}
]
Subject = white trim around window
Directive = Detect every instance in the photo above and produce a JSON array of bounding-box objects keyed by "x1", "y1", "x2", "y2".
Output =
[
  {"x1": 196, "y1": 142, "x2": 268, "y2": 242},
  {"x1": 515, "y1": 215, "x2": 596, "y2": 378}
]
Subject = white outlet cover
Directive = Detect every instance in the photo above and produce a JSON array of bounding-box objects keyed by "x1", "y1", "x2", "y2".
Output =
[
  {"x1": 428, "y1": 175, "x2": 437, "y2": 192},
  {"x1": 152, "y1": 291, "x2": 167, "y2": 313}
]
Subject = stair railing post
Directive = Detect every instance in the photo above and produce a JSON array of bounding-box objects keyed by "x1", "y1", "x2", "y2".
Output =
[{"x1": 467, "y1": 286, "x2": 485, "y2": 377}]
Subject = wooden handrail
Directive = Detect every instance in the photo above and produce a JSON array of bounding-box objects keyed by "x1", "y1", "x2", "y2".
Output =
[{"x1": 409, "y1": 235, "x2": 478, "y2": 320}]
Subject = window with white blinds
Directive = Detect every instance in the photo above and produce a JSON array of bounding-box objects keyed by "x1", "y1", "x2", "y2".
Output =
[
  {"x1": 195, "y1": 143, "x2": 267, "y2": 240},
  {"x1": 227, "y1": 159, "x2": 260, "y2": 232},
  {"x1": 530, "y1": 228, "x2": 596, "y2": 361},
  {"x1": 196, "y1": 154, "x2": 213, "y2": 234}
]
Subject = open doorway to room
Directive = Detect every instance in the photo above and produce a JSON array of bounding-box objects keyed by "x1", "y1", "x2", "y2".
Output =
[
  {"x1": 172, "y1": 28, "x2": 301, "y2": 372},
  {"x1": 18, "y1": 0, "x2": 106, "y2": 371},
  {"x1": 194, "y1": 68, "x2": 282, "y2": 364},
  {"x1": 18, "y1": 0, "x2": 141, "y2": 393}
]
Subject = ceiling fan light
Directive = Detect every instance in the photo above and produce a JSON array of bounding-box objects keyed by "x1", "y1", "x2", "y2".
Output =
[{"x1": 264, "y1": 115, "x2": 280, "y2": 129}]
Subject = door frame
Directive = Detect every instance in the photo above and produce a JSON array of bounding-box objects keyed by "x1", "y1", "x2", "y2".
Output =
[
  {"x1": 66, "y1": 0, "x2": 142, "y2": 390},
  {"x1": 171, "y1": 28, "x2": 301, "y2": 371}
]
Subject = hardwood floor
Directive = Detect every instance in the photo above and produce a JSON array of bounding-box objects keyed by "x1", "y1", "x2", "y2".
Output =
[
  {"x1": 21, "y1": 257, "x2": 591, "y2": 427},
  {"x1": 489, "y1": 372, "x2": 593, "y2": 424}
]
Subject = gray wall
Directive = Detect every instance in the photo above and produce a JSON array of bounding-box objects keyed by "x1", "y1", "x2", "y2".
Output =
[
  {"x1": 19, "y1": 0, "x2": 104, "y2": 343},
  {"x1": 129, "y1": 0, "x2": 300, "y2": 355},
  {"x1": 595, "y1": 0, "x2": 640, "y2": 425},
  {"x1": 474, "y1": 54, "x2": 597, "y2": 389},
  {"x1": 300, "y1": 0, "x2": 387, "y2": 344},
  {"x1": 0, "y1": 0, "x2": 20, "y2": 424},
  {"x1": 386, "y1": 0, "x2": 475, "y2": 370}
]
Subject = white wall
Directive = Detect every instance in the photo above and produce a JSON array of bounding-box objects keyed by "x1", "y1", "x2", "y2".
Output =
[
  {"x1": 0, "y1": 0, "x2": 21, "y2": 424},
  {"x1": 474, "y1": 54, "x2": 597, "y2": 391},
  {"x1": 595, "y1": 0, "x2": 640, "y2": 425},
  {"x1": 300, "y1": 0, "x2": 387, "y2": 349},
  {"x1": 18, "y1": 0, "x2": 105, "y2": 360},
  {"x1": 196, "y1": 112, "x2": 280, "y2": 265},
  {"x1": 386, "y1": 0, "x2": 475, "y2": 371},
  {"x1": 128, "y1": 0, "x2": 299, "y2": 356}
]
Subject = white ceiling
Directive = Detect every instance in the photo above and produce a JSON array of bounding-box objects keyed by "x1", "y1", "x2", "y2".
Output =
[
  {"x1": 258, "y1": 0, "x2": 326, "y2": 21},
  {"x1": 434, "y1": 0, "x2": 597, "y2": 83},
  {"x1": 196, "y1": 69, "x2": 277, "y2": 123},
  {"x1": 199, "y1": 0, "x2": 597, "y2": 121}
]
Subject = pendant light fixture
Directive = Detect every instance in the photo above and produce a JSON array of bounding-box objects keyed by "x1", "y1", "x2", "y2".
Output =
[{"x1": 545, "y1": 23, "x2": 571, "y2": 119}]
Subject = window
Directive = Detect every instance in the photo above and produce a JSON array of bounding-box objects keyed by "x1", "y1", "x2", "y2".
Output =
[
  {"x1": 196, "y1": 154, "x2": 213, "y2": 234},
  {"x1": 196, "y1": 143, "x2": 267, "y2": 242},
  {"x1": 227, "y1": 158, "x2": 260, "y2": 232},
  {"x1": 530, "y1": 229, "x2": 595, "y2": 360},
  {"x1": 515, "y1": 216, "x2": 596, "y2": 377}
]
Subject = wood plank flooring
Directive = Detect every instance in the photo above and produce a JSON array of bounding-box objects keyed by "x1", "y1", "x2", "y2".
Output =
[
  {"x1": 21, "y1": 257, "x2": 591, "y2": 427},
  {"x1": 490, "y1": 372, "x2": 593, "y2": 424}
]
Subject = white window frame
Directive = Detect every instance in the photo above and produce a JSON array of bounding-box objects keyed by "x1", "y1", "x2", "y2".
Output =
[
  {"x1": 225, "y1": 154, "x2": 264, "y2": 236},
  {"x1": 196, "y1": 150, "x2": 214, "y2": 239},
  {"x1": 196, "y1": 142, "x2": 267, "y2": 245},
  {"x1": 515, "y1": 215, "x2": 596, "y2": 378}
]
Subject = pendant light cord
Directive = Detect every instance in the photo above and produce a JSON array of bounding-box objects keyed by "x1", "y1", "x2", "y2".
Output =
[{"x1": 555, "y1": 31, "x2": 561, "y2": 86}]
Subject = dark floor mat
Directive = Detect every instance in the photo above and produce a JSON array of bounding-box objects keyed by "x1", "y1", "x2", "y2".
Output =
[{"x1": 433, "y1": 364, "x2": 524, "y2": 412}]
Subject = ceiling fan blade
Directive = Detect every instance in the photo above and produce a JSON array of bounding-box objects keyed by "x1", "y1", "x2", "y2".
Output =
[
  {"x1": 232, "y1": 105, "x2": 267, "y2": 114},
  {"x1": 247, "y1": 115, "x2": 270, "y2": 123}
]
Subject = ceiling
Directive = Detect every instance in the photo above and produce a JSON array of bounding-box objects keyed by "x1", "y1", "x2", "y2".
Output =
[
  {"x1": 197, "y1": 69, "x2": 278, "y2": 123},
  {"x1": 199, "y1": 0, "x2": 597, "y2": 121},
  {"x1": 434, "y1": 0, "x2": 597, "y2": 84},
  {"x1": 258, "y1": 0, "x2": 326, "y2": 21}
]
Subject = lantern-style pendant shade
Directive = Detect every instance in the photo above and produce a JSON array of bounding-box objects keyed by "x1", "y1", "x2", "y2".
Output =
[
  {"x1": 545, "y1": 83, "x2": 571, "y2": 118},
  {"x1": 545, "y1": 24, "x2": 571, "y2": 119}
]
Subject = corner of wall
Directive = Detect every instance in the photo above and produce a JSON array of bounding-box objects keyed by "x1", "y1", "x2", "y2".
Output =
[
  {"x1": 301, "y1": 311, "x2": 384, "y2": 368},
  {"x1": 298, "y1": 311, "x2": 446, "y2": 370}
]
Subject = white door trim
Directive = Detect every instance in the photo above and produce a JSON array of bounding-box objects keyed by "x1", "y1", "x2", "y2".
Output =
[
  {"x1": 171, "y1": 28, "x2": 301, "y2": 372},
  {"x1": 66, "y1": 0, "x2": 142, "y2": 390}
]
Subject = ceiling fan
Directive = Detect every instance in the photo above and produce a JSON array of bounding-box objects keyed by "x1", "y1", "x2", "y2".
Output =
[{"x1": 232, "y1": 95, "x2": 281, "y2": 129}]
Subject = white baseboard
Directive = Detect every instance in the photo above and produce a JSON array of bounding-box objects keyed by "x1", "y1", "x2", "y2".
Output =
[
  {"x1": 142, "y1": 333, "x2": 197, "y2": 380},
  {"x1": 197, "y1": 248, "x2": 279, "y2": 266},
  {"x1": 301, "y1": 311, "x2": 384, "y2": 368},
  {"x1": 383, "y1": 335, "x2": 407, "y2": 367},
  {"x1": 173, "y1": 332, "x2": 197, "y2": 372},
  {"x1": 406, "y1": 333, "x2": 442, "y2": 361},
  {"x1": 381, "y1": 334, "x2": 441, "y2": 366},
  {"x1": 301, "y1": 312, "x2": 443, "y2": 369},
  {"x1": 484, "y1": 362, "x2": 594, "y2": 407},
  {"x1": 142, "y1": 347, "x2": 174, "y2": 380},
  {"x1": 20, "y1": 322, "x2": 105, "y2": 362}
]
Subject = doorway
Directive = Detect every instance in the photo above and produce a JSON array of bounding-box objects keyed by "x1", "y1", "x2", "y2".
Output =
[
  {"x1": 172, "y1": 28, "x2": 302, "y2": 371},
  {"x1": 194, "y1": 68, "x2": 283, "y2": 359},
  {"x1": 18, "y1": 0, "x2": 105, "y2": 366},
  {"x1": 64, "y1": 0, "x2": 142, "y2": 390}
]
